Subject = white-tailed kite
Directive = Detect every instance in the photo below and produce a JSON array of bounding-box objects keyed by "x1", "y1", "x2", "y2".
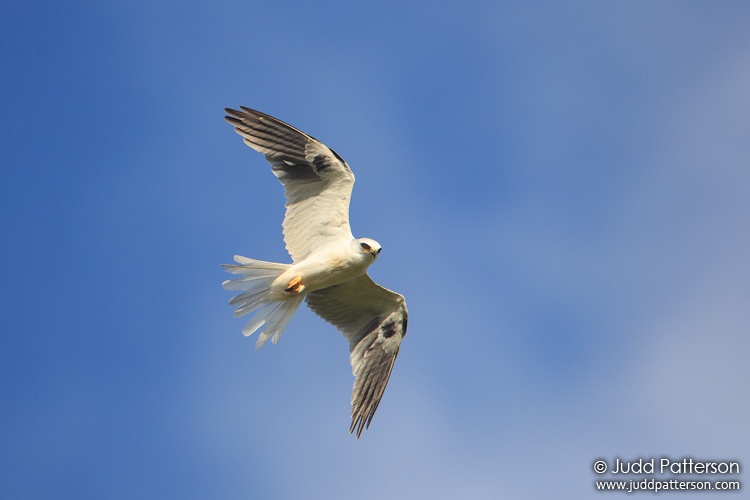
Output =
[{"x1": 222, "y1": 107, "x2": 408, "y2": 438}]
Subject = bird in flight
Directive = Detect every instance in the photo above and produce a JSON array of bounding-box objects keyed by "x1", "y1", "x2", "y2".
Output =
[{"x1": 222, "y1": 107, "x2": 408, "y2": 438}]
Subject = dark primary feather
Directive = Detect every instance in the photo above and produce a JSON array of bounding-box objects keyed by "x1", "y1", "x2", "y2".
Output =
[
  {"x1": 225, "y1": 106, "x2": 313, "y2": 164},
  {"x1": 347, "y1": 321, "x2": 405, "y2": 437},
  {"x1": 224, "y1": 106, "x2": 351, "y2": 176}
]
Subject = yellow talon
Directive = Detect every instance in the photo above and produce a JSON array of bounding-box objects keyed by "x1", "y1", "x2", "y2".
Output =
[{"x1": 284, "y1": 275, "x2": 304, "y2": 293}]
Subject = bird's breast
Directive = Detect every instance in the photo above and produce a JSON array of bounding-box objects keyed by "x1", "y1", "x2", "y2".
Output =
[{"x1": 285, "y1": 247, "x2": 369, "y2": 293}]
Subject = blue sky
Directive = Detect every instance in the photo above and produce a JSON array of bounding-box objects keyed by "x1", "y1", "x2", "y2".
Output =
[{"x1": 2, "y1": 1, "x2": 749, "y2": 498}]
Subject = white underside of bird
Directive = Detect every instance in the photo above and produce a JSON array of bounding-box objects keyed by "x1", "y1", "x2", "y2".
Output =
[{"x1": 223, "y1": 237, "x2": 381, "y2": 345}]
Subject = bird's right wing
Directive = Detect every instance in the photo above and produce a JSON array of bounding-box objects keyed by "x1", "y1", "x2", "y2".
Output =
[
  {"x1": 305, "y1": 274, "x2": 408, "y2": 438},
  {"x1": 224, "y1": 107, "x2": 355, "y2": 262}
]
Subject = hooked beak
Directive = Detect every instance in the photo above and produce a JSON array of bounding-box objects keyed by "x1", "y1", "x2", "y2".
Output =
[{"x1": 371, "y1": 248, "x2": 381, "y2": 258}]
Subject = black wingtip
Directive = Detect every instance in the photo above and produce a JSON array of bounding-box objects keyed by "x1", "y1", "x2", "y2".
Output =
[
  {"x1": 350, "y1": 417, "x2": 367, "y2": 439},
  {"x1": 224, "y1": 107, "x2": 244, "y2": 120},
  {"x1": 237, "y1": 105, "x2": 269, "y2": 119},
  {"x1": 223, "y1": 115, "x2": 242, "y2": 127}
]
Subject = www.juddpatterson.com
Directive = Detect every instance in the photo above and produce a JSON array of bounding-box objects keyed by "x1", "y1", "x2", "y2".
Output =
[{"x1": 594, "y1": 478, "x2": 741, "y2": 493}]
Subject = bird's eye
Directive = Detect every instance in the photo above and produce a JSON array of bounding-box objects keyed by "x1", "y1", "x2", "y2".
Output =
[{"x1": 360, "y1": 242, "x2": 371, "y2": 251}]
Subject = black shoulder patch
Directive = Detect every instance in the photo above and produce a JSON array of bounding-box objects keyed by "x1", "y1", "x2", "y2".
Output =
[
  {"x1": 310, "y1": 153, "x2": 338, "y2": 173},
  {"x1": 381, "y1": 320, "x2": 398, "y2": 339}
]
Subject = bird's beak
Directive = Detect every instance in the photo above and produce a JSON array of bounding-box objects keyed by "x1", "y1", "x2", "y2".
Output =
[{"x1": 371, "y1": 248, "x2": 381, "y2": 258}]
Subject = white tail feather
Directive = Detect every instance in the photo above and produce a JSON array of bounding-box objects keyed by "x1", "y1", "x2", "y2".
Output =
[{"x1": 222, "y1": 255, "x2": 302, "y2": 348}]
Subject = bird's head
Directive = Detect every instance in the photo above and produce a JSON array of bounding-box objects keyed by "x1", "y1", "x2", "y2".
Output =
[{"x1": 356, "y1": 238, "x2": 382, "y2": 259}]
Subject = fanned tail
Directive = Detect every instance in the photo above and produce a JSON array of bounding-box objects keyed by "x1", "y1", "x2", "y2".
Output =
[{"x1": 222, "y1": 255, "x2": 303, "y2": 348}]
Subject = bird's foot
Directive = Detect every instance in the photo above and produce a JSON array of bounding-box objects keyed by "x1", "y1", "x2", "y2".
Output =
[{"x1": 284, "y1": 275, "x2": 305, "y2": 294}]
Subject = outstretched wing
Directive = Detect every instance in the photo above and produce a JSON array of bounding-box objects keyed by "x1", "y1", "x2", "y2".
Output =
[
  {"x1": 305, "y1": 275, "x2": 408, "y2": 438},
  {"x1": 225, "y1": 106, "x2": 355, "y2": 262}
]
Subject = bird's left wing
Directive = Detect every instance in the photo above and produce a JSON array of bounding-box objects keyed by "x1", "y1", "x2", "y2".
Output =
[
  {"x1": 224, "y1": 106, "x2": 355, "y2": 262},
  {"x1": 305, "y1": 275, "x2": 408, "y2": 438}
]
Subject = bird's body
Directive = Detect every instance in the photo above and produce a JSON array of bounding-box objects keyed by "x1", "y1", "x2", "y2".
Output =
[
  {"x1": 221, "y1": 107, "x2": 407, "y2": 437},
  {"x1": 268, "y1": 238, "x2": 380, "y2": 299}
]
